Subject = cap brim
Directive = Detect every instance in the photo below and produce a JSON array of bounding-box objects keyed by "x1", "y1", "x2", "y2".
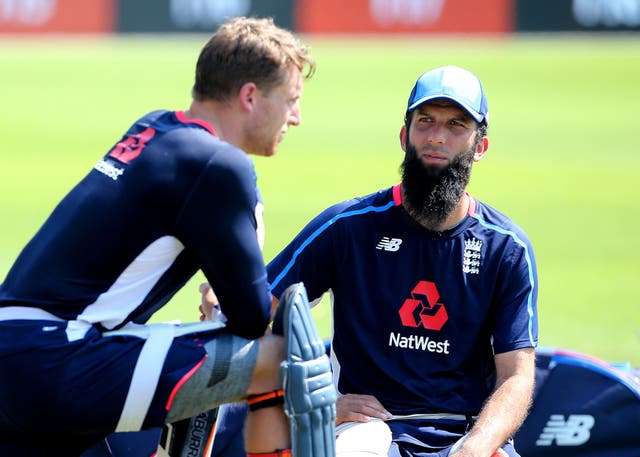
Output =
[{"x1": 407, "y1": 95, "x2": 485, "y2": 124}]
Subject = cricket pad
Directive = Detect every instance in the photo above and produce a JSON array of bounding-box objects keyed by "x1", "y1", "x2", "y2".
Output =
[{"x1": 273, "y1": 283, "x2": 337, "y2": 457}]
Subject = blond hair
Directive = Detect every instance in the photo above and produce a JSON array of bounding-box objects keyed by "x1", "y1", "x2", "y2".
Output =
[{"x1": 193, "y1": 17, "x2": 315, "y2": 102}]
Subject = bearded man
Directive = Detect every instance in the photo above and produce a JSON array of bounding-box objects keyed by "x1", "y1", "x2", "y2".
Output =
[{"x1": 203, "y1": 65, "x2": 539, "y2": 457}]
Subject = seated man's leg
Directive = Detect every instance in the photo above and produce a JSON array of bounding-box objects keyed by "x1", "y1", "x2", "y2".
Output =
[
  {"x1": 335, "y1": 421, "x2": 392, "y2": 457},
  {"x1": 244, "y1": 334, "x2": 290, "y2": 454}
]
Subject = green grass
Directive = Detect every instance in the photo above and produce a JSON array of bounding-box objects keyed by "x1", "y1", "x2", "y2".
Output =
[{"x1": 1, "y1": 34, "x2": 639, "y2": 365}]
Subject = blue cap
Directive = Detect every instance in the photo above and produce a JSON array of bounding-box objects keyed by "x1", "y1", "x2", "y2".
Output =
[{"x1": 406, "y1": 65, "x2": 489, "y2": 125}]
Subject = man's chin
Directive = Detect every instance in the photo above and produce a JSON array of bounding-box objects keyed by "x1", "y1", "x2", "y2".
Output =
[
  {"x1": 246, "y1": 142, "x2": 278, "y2": 157},
  {"x1": 417, "y1": 162, "x2": 448, "y2": 180},
  {"x1": 252, "y1": 150, "x2": 277, "y2": 157}
]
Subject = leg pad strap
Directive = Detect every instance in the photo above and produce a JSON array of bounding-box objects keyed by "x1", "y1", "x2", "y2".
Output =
[
  {"x1": 247, "y1": 450, "x2": 292, "y2": 457},
  {"x1": 248, "y1": 389, "x2": 285, "y2": 411}
]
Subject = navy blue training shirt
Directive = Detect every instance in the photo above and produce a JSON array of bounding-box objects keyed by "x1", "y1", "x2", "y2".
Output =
[
  {"x1": 268, "y1": 184, "x2": 538, "y2": 415},
  {"x1": 0, "y1": 110, "x2": 271, "y2": 339}
]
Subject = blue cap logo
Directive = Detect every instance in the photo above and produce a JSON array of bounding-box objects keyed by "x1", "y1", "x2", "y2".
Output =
[{"x1": 406, "y1": 66, "x2": 489, "y2": 125}]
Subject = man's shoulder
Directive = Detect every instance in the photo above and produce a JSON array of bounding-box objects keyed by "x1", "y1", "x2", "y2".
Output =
[
  {"x1": 138, "y1": 109, "x2": 172, "y2": 123},
  {"x1": 294, "y1": 186, "x2": 397, "y2": 241},
  {"x1": 134, "y1": 110, "x2": 223, "y2": 147},
  {"x1": 322, "y1": 186, "x2": 398, "y2": 218},
  {"x1": 472, "y1": 199, "x2": 532, "y2": 243},
  {"x1": 139, "y1": 111, "x2": 247, "y2": 167},
  {"x1": 300, "y1": 187, "x2": 397, "y2": 235},
  {"x1": 122, "y1": 110, "x2": 253, "y2": 187}
]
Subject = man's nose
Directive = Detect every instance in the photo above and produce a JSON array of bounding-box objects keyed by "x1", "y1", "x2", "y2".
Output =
[
  {"x1": 426, "y1": 123, "x2": 446, "y2": 143},
  {"x1": 288, "y1": 102, "x2": 301, "y2": 126}
]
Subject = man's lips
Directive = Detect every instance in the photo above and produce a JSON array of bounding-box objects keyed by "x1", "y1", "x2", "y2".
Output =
[{"x1": 420, "y1": 150, "x2": 448, "y2": 162}]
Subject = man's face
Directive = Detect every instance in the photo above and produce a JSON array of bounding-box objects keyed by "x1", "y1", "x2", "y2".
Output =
[
  {"x1": 402, "y1": 100, "x2": 482, "y2": 170},
  {"x1": 245, "y1": 65, "x2": 303, "y2": 157},
  {"x1": 400, "y1": 100, "x2": 486, "y2": 224}
]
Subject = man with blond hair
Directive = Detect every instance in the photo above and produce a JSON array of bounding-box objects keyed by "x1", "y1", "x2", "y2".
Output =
[{"x1": 0, "y1": 17, "x2": 335, "y2": 457}]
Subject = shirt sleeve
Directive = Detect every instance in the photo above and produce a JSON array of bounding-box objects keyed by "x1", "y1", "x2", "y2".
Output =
[
  {"x1": 491, "y1": 235, "x2": 539, "y2": 354},
  {"x1": 175, "y1": 146, "x2": 271, "y2": 339}
]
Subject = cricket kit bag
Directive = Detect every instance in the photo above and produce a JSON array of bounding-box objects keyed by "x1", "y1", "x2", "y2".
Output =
[{"x1": 514, "y1": 346, "x2": 640, "y2": 456}]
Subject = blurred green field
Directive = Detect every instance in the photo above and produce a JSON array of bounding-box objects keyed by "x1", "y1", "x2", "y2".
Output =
[{"x1": 1, "y1": 34, "x2": 639, "y2": 365}]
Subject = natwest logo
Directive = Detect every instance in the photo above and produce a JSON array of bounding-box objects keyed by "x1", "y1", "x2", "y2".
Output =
[{"x1": 398, "y1": 280, "x2": 448, "y2": 331}]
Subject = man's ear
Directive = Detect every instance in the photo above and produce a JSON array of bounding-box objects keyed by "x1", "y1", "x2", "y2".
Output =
[
  {"x1": 400, "y1": 125, "x2": 407, "y2": 152},
  {"x1": 238, "y1": 82, "x2": 258, "y2": 112},
  {"x1": 474, "y1": 136, "x2": 489, "y2": 162}
]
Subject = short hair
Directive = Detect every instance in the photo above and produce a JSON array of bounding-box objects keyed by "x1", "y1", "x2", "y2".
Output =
[{"x1": 193, "y1": 17, "x2": 315, "y2": 102}]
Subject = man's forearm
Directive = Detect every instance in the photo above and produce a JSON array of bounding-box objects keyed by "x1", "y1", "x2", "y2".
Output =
[
  {"x1": 463, "y1": 376, "x2": 532, "y2": 454},
  {"x1": 453, "y1": 348, "x2": 535, "y2": 457}
]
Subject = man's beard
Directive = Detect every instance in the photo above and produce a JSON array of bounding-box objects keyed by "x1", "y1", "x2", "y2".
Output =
[{"x1": 400, "y1": 140, "x2": 475, "y2": 228}]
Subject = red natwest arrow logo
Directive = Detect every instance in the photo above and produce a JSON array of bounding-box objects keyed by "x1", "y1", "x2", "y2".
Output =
[{"x1": 398, "y1": 280, "x2": 448, "y2": 331}]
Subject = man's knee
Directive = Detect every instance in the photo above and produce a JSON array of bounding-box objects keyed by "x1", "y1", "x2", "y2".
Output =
[{"x1": 166, "y1": 334, "x2": 259, "y2": 423}]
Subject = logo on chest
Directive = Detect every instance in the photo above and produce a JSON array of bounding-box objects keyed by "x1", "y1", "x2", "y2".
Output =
[
  {"x1": 463, "y1": 237, "x2": 483, "y2": 275},
  {"x1": 376, "y1": 236, "x2": 403, "y2": 252},
  {"x1": 398, "y1": 280, "x2": 448, "y2": 331}
]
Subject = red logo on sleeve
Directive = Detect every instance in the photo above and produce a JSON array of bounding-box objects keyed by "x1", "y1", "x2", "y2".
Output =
[{"x1": 108, "y1": 127, "x2": 156, "y2": 163}]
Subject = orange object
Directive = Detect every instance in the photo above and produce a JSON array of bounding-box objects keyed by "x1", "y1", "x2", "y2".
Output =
[
  {"x1": 0, "y1": 0, "x2": 115, "y2": 34},
  {"x1": 296, "y1": 0, "x2": 513, "y2": 34}
]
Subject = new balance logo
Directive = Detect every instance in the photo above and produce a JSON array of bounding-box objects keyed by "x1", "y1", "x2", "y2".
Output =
[
  {"x1": 536, "y1": 414, "x2": 595, "y2": 446},
  {"x1": 376, "y1": 237, "x2": 403, "y2": 252}
]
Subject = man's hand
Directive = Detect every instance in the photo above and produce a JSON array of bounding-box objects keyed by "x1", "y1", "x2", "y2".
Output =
[
  {"x1": 198, "y1": 282, "x2": 219, "y2": 321},
  {"x1": 450, "y1": 446, "x2": 508, "y2": 457},
  {"x1": 336, "y1": 394, "x2": 392, "y2": 425}
]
